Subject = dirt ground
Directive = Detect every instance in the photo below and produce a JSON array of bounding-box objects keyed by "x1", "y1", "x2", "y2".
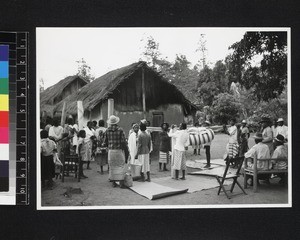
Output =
[{"x1": 41, "y1": 133, "x2": 289, "y2": 207}]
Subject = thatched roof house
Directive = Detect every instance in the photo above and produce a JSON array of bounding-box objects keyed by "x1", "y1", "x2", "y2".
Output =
[
  {"x1": 55, "y1": 62, "x2": 196, "y2": 116},
  {"x1": 40, "y1": 75, "x2": 88, "y2": 116},
  {"x1": 48, "y1": 62, "x2": 196, "y2": 137}
]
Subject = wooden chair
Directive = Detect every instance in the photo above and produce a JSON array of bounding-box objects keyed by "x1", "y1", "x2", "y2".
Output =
[
  {"x1": 216, "y1": 156, "x2": 247, "y2": 199},
  {"x1": 244, "y1": 156, "x2": 287, "y2": 192},
  {"x1": 61, "y1": 153, "x2": 80, "y2": 182}
]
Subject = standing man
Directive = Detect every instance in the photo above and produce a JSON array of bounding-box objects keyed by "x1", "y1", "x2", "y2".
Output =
[
  {"x1": 203, "y1": 120, "x2": 213, "y2": 168},
  {"x1": 276, "y1": 118, "x2": 288, "y2": 141},
  {"x1": 170, "y1": 123, "x2": 190, "y2": 180},
  {"x1": 103, "y1": 115, "x2": 129, "y2": 188},
  {"x1": 260, "y1": 117, "x2": 274, "y2": 155},
  {"x1": 240, "y1": 120, "x2": 250, "y2": 157},
  {"x1": 137, "y1": 123, "x2": 152, "y2": 182}
]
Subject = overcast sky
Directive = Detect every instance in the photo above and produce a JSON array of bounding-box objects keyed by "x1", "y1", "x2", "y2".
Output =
[{"x1": 37, "y1": 27, "x2": 249, "y2": 89}]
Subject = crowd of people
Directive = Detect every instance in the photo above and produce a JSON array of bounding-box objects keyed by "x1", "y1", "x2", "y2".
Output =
[{"x1": 40, "y1": 114, "x2": 288, "y2": 190}]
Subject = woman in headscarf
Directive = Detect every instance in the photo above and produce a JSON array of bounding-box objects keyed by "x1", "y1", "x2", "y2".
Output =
[
  {"x1": 84, "y1": 121, "x2": 95, "y2": 170},
  {"x1": 103, "y1": 115, "x2": 129, "y2": 188},
  {"x1": 128, "y1": 123, "x2": 139, "y2": 165}
]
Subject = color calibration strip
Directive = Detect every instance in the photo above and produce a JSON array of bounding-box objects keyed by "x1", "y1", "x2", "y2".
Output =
[
  {"x1": 0, "y1": 31, "x2": 29, "y2": 205},
  {"x1": 0, "y1": 45, "x2": 9, "y2": 192}
]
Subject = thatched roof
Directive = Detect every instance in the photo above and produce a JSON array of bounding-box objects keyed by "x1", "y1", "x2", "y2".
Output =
[
  {"x1": 40, "y1": 75, "x2": 88, "y2": 106},
  {"x1": 54, "y1": 61, "x2": 197, "y2": 115}
]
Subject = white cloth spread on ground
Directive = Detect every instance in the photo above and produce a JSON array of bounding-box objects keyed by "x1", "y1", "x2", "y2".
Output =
[{"x1": 245, "y1": 142, "x2": 270, "y2": 170}]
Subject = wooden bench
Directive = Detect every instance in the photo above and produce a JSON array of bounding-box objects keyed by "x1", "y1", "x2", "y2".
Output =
[{"x1": 243, "y1": 157, "x2": 288, "y2": 192}]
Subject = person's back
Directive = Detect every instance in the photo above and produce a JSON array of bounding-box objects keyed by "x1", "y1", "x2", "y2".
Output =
[
  {"x1": 245, "y1": 133, "x2": 270, "y2": 170},
  {"x1": 138, "y1": 131, "x2": 151, "y2": 154}
]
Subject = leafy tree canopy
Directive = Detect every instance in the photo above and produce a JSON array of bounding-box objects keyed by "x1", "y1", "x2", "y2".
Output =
[{"x1": 229, "y1": 31, "x2": 287, "y2": 101}]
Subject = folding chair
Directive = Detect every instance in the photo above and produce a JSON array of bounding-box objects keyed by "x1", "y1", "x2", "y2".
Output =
[
  {"x1": 61, "y1": 153, "x2": 80, "y2": 182},
  {"x1": 216, "y1": 156, "x2": 247, "y2": 199}
]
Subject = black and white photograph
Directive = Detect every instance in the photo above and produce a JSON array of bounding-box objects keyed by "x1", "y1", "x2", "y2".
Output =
[{"x1": 36, "y1": 27, "x2": 291, "y2": 209}]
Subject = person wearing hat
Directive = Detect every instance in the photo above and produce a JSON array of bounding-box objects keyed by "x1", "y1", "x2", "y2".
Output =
[
  {"x1": 244, "y1": 132, "x2": 271, "y2": 185},
  {"x1": 271, "y1": 134, "x2": 288, "y2": 184},
  {"x1": 276, "y1": 118, "x2": 288, "y2": 141},
  {"x1": 260, "y1": 117, "x2": 274, "y2": 155},
  {"x1": 203, "y1": 120, "x2": 213, "y2": 168},
  {"x1": 103, "y1": 115, "x2": 129, "y2": 188},
  {"x1": 239, "y1": 120, "x2": 250, "y2": 156}
]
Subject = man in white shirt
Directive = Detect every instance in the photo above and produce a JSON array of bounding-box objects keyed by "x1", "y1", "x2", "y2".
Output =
[
  {"x1": 260, "y1": 117, "x2": 274, "y2": 155},
  {"x1": 169, "y1": 123, "x2": 190, "y2": 180},
  {"x1": 271, "y1": 134, "x2": 288, "y2": 184},
  {"x1": 245, "y1": 132, "x2": 271, "y2": 185},
  {"x1": 128, "y1": 123, "x2": 139, "y2": 164},
  {"x1": 276, "y1": 118, "x2": 288, "y2": 141}
]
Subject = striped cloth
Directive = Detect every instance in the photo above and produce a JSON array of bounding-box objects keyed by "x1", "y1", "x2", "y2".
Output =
[
  {"x1": 159, "y1": 151, "x2": 170, "y2": 164},
  {"x1": 227, "y1": 143, "x2": 239, "y2": 159},
  {"x1": 189, "y1": 129, "x2": 214, "y2": 146},
  {"x1": 172, "y1": 149, "x2": 187, "y2": 171}
]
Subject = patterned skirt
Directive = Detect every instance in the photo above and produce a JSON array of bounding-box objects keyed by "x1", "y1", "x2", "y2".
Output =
[
  {"x1": 159, "y1": 151, "x2": 170, "y2": 164},
  {"x1": 226, "y1": 143, "x2": 239, "y2": 159},
  {"x1": 172, "y1": 149, "x2": 187, "y2": 171},
  {"x1": 108, "y1": 149, "x2": 125, "y2": 181}
]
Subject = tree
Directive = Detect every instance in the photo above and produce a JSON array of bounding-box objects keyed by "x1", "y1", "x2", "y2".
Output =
[
  {"x1": 140, "y1": 36, "x2": 161, "y2": 69},
  {"x1": 212, "y1": 60, "x2": 228, "y2": 93},
  {"x1": 212, "y1": 92, "x2": 241, "y2": 124},
  {"x1": 229, "y1": 31, "x2": 287, "y2": 101},
  {"x1": 76, "y1": 58, "x2": 95, "y2": 82}
]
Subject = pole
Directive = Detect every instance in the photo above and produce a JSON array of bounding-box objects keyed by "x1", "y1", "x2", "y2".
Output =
[
  {"x1": 108, "y1": 98, "x2": 114, "y2": 118},
  {"x1": 60, "y1": 102, "x2": 66, "y2": 127},
  {"x1": 77, "y1": 101, "x2": 84, "y2": 130},
  {"x1": 142, "y1": 67, "x2": 146, "y2": 119}
]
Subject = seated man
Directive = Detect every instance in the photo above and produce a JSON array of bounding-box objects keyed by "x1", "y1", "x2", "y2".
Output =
[
  {"x1": 271, "y1": 134, "x2": 288, "y2": 184},
  {"x1": 244, "y1": 132, "x2": 271, "y2": 185}
]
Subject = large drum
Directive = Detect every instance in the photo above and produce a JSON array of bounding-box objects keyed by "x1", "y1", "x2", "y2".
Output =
[{"x1": 188, "y1": 128, "x2": 214, "y2": 146}]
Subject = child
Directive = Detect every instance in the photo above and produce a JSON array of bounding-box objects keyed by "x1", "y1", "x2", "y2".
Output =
[
  {"x1": 40, "y1": 130, "x2": 57, "y2": 189},
  {"x1": 77, "y1": 130, "x2": 89, "y2": 178}
]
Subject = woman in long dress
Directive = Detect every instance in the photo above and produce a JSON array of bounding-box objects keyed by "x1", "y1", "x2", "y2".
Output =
[
  {"x1": 95, "y1": 119, "x2": 108, "y2": 174},
  {"x1": 159, "y1": 122, "x2": 171, "y2": 171},
  {"x1": 84, "y1": 121, "x2": 95, "y2": 170},
  {"x1": 103, "y1": 115, "x2": 129, "y2": 188}
]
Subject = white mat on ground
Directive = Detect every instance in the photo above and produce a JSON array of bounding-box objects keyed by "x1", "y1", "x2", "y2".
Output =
[
  {"x1": 129, "y1": 181, "x2": 188, "y2": 200},
  {"x1": 152, "y1": 175, "x2": 229, "y2": 193},
  {"x1": 189, "y1": 165, "x2": 237, "y2": 177}
]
